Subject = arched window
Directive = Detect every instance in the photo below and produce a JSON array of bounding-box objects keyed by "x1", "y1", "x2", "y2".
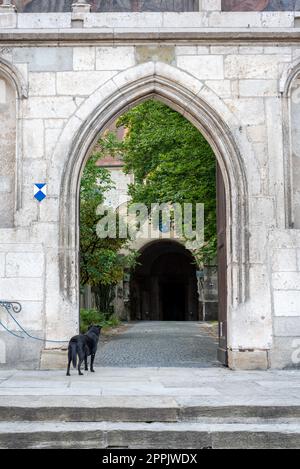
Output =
[{"x1": 0, "y1": 74, "x2": 16, "y2": 228}]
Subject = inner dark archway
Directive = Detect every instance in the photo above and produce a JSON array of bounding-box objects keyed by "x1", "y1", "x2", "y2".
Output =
[{"x1": 130, "y1": 241, "x2": 199, "y2": 321}]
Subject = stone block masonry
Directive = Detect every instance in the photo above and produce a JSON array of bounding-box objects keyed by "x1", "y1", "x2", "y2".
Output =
[{"x1": 0, "y1": 10, "x2": 300, "y2": 369}]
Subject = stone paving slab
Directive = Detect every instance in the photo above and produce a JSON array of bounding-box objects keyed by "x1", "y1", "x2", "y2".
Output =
[
  {"x1": 0, "y1": 367, "x2": 300, "y2": 407},
  {"x1": 0, "y1": 395, "x2": 178, "y2": 409}
]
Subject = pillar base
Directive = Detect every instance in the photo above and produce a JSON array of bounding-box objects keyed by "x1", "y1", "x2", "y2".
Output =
[
  {"x1": 228, "y1": 349, "x2": 269, "y2": 370},
  {"x1": 40, "y1": 349, "x2": 67, "y2": 370}
]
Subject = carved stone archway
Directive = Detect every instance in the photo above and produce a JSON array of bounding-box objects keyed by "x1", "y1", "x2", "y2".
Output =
[{"x1": 51, "y1": 62, "x2": 249, "y2": 356}]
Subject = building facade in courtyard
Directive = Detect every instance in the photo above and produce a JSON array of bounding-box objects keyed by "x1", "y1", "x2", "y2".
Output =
[{"x1": 1, "y1": 0, "x2": 300, "y2": 370}]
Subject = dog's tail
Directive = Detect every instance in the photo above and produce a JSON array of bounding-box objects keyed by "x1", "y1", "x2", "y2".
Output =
[{"x1": 70, "y1": 342, "x2": 77, "y2": 369}]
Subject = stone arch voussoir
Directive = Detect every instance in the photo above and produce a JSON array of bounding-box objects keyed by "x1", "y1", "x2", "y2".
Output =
[{"x1": 0, "y1": 56, "x2": 28, "y2": 100}]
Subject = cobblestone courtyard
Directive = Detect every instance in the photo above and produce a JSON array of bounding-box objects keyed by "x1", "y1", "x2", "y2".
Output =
[{"x1": 96, "y1": 322, "x2": 219, "y2": 368}]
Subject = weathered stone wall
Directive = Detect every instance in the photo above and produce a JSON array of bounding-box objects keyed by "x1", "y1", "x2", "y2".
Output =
[
  {"x1": 0, "y1": 9, "x2": 300, "y2": 369},
  {"x1": 269, "y1": 230, "x2": 300, "y2": 368},
  {"x1": 103, "y1": 167, "x2": 133, "y2": 210},
  {"x1": 0, "y1": 238, "x2": 45, "y2": 368}
]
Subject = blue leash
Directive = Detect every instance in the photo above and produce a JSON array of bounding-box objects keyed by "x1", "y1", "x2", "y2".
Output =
[{"x1": 0, "y1": 301, "x2": 68, "y2": 344}]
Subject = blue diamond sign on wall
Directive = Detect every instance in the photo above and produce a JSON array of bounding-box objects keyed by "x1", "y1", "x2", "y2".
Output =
[{"x1": 34, "y1": 183, "x2": 47, "y2": 202}]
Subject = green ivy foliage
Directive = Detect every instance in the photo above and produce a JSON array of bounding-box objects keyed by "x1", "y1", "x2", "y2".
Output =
[{"x1": 118, "y1": 100, "x2": 217, "y2": 263}]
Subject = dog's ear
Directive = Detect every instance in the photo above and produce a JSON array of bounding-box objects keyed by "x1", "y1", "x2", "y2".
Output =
[{"x1": 88, "y1": 323, "x2": 93, "y2": 330}]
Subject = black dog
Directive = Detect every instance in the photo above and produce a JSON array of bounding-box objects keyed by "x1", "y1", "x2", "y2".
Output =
[{"x1": 66, "y1": 325, "x2": 102, "y2": 376}]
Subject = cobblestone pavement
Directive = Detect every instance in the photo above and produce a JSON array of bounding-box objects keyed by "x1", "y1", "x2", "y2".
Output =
[{"x1": 96, "y1": 321, "x2": 220, "y2": 368}]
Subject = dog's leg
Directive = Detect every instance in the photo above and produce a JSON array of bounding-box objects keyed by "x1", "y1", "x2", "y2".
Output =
[
  {"x1": 78, "y1": 358, "x2": 84, "y2": 376},
  {"x1": 90, "y1": 353, "x2": 95, "y2": 372},
  {"x1": 84, "y1": 355, "x2": 88, "y2": 371}
]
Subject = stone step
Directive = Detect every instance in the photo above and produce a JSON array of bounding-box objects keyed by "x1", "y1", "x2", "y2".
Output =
[
  {"x1": 1, "y1": 397, "x2": 300, "y2": 422},
  {"x1": 0, "y1": 420, "x2": 300, "y2": 449}
]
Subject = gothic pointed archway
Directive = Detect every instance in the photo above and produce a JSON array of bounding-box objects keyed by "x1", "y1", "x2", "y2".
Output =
[{"x1": 51, "y1": 62, "x2": 249, "y2": 366}]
